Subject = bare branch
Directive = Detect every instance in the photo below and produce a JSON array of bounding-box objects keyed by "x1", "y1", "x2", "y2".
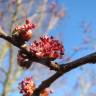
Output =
[
  {"x1": 33, "y1": 52, "x2": 96, "y2": 96},
  {"x1": 1, "y1": 31, "x2": 96, "y2": 72},
  {"x1": 0, "y1": 31, "x2": 60, "y2": 70},
  {"x1": 1, "y1": 25, "x2": 96, "y2": 96}
]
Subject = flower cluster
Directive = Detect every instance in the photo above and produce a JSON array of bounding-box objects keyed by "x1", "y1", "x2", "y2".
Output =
[
  {"x1": 12, "y1": 19, "x2": 36, "y2": 42},
  {"x1": 15, "y1": 19, "x2": 36, "y2": 31},
  {"x1": 19, "y1": 77, "x2": 53, "y2": 96},
  {"x1": 19, "y1": 77, "x2": 36, "y2": 96},
  {"x1": 30, "y1": 35, "x2": 64, "y2": 59},
  {"x1": 17, "y1": 50, "x2": 32, "y2": 68}
]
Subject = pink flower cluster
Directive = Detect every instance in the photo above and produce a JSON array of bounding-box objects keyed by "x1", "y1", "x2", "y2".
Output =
[
  {"x1": 30, "y1": 35, "x2": 64, "y2": 59},
  {"x1": 15, "y1": 19, "x2": 36, "y2": 31},
  {"x1": 19, "y1": 77, "x2": 36, "y2": 96},
  {"x1": 19, "y1": 77, "x2": 53, "y2": 96},
  {"x1": 13, "y1": 19, "x2": 36, "y2": 41}
]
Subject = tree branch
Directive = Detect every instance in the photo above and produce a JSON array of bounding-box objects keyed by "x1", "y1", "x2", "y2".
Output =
[
  {"x1": 1, "y1": 27, "x2": 96, "y2": 96},
  {"x1": 0, "y1": 30, "x2": 60, "y2": 71},
  {"x1": 0, "y1": 30, "x2": 96, "y2": 72},
  {"x1": 33, "y1": 52, "x2": 96, "y2": 96}
]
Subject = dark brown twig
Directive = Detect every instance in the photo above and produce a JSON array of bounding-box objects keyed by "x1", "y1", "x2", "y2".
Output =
[{"x1": 1, "y1": 28, "x2": 96, "y2": 96}]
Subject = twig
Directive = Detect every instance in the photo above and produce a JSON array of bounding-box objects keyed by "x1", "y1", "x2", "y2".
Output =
[
  {"x1": 33, "y1": 52, "x2": 96, "y2": 95},
  {"x1": 1, "y1": 24, "x2": 96, "y2": 96},
  {"x1": 1, "y1": 32, "x2": 96, "y2": 72},
  {"x1": 0, "y1": 32, "x2": 60, "y2": 71},
  {"x1": 0, "y1": 27, "x2": 7, "y2": 37}
]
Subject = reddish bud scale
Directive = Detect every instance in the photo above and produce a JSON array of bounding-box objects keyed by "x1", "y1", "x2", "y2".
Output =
[
  {"x1": 40, "y1": 88, "x2": 53, "y2": 96},
  {"x1": 21, "y1": 30, "x2": 33, "y2": 41},
  {"x1": 30, "y1": 35, "x2": 64, "y2": 59},
  {"x1": 17, "y1": 50, "x2": 32, "y2": 68}
]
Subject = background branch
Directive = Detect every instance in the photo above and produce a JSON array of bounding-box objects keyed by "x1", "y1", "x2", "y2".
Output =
[{"x1": 1, "y1": 0, "x2": 21, "y2": 96}]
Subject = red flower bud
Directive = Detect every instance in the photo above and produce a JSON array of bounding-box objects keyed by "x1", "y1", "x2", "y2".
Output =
[
  {"x1": 26, "y1": 19, "x2": 30, "y2": 24},
  {"x1": 21, "y1": 30, "x2": 33, "y2": 41},
  {"x1": 13, "y1": 19, "x2": 36, "y2": 42}
]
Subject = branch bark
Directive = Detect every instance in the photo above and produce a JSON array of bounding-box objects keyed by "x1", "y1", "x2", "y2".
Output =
[
  {"x1": 33, "y1": 52, "x2": 96, "y2": 95},
  {"x1": 1, "y1": 26, "x2": 96, "y2": 96}
]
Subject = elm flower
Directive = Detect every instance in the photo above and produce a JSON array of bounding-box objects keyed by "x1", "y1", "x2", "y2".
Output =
[
  {"x1": 30, "y1": 35, "x2": 64, "y2": 59},
  {"x1": 19, "y1": 77, "x2": 36, "y2": 96}
]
